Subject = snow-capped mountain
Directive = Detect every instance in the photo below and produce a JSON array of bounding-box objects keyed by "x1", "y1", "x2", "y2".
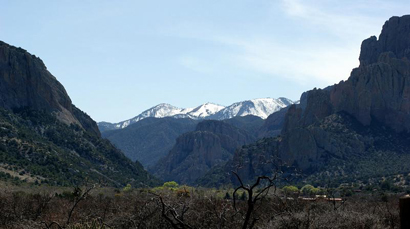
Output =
[
  {"x1": 187, "y1": 102, "x2": 225, "y2": 118},
  {"x1": 115, "y1": 103, "x2": 192, "y2": 129},
  {"x1": 209, "y1": 97, "x2": 293, "y2": 120},
  {"x1": 110, "y1": 104, "x2": 190, "y2": 129},
  {"x1": 98, "y1": 98, "x2": 294, "y2": 132},
  {"x1": 99, "y1": 103, "x2": 224, "y2": 132}
]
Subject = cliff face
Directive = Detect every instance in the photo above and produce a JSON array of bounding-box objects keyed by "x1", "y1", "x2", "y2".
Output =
[
  {"x1": 102, "y1": 117, "x2": 199, "y2": 168},
  {"x1": 0, "y1": 41, "x2": 100, "y2": 136},
  {"x1": 199, "y1": 15, "x2": 410, "y2": 186},
  {"x1": 0, "y1": 41, "x2": 159, "y2": 187},
  {"x1": 331, "y1": 53, "x2": 410, "y2": 132},
  {"x1": 359, "y1": 16, "x2": 410, "y2": 66},
  {"x1": 101, "y1": 115, "x2": 264, "y2": 169},
  {"x1": 152, "y1": 120, "x2": 254, "y2": 184},
  {"x1": 279, "y1": 15, "x2": 410, "y2": 169},
  {"x1": 283, "y1": 15, "x2": 410, "y2": 134},
  {"x1": 258, "y1": 107, "x2": 290, "y2": 138},
  {"x1": 330, "y1": 16, "x2": 410, "y2": 132},
  {"x1": 335, "y1": 15, "x2": 410, "y2": 132}
]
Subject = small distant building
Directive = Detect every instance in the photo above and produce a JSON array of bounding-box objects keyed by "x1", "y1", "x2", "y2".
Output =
[
  {"x1": 298, "y1": 196, "x2": 344, "y2": 202},
  {"x1": 327, "y1": 198, "x2": 343, "y2": 202},
  {"x1": 299, "y1": 197, "x2": 316, "y2": 201}
]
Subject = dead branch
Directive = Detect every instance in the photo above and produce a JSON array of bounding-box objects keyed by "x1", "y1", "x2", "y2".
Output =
[
  {"x1": 150, "y1": 192, "x2": 193, "y2": 229},
  {"x1": 66, "y1": 184, "x2": 95, "y2": 226},
  {"x1": 232, "y1": 171, "x2": 276, "y2": 229}
]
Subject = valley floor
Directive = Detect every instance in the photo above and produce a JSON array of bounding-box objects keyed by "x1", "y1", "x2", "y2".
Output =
[{"x1": 0, "y1": 181, "x2": 404, "y2": 229}]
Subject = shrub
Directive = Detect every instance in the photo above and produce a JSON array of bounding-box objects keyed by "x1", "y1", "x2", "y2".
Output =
[{"x1": 282, "y1": 185, "x2": 299, "y2": 195}]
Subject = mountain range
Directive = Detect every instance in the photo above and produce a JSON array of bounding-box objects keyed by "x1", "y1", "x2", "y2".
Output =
[
  {"x1": 102, "y1": 115, "x2": 265, "y2": 168},
  {"x1": 98, "y1": 98, "x2": 293, "y2": 132},
  {"x1": 98, "y1": 98, "x2": 293, "y2": 169},
  {"x1": 2, "y1": 15, "x2": 409, "y2": 190},
  {"x1": 101, "y1": 15, "x2": 410, "y2": 187}
]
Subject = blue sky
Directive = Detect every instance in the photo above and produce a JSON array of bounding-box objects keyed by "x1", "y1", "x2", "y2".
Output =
[{"x1": 1, "y1": 0, "x2": 409, "y2": 122}]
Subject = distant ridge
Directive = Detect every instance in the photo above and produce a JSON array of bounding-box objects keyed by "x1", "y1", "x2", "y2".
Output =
[
  {"x1": 209, "y1": 97, "x2": 293, "y2": 120},
  {"x1": 98, "y1": 98, "x2": 293, "y2": 132}
]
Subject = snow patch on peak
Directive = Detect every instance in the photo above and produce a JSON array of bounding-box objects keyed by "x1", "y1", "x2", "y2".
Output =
[
  {"x1": 113, "y1": 103, "x2": 187, "y2": 129},
  {"x1": 209, "y1": 98, "x2": 294, "y2": 120},
  {"x1": 187, "y1": 103, "x2": 225, "y2": 118},
  {"x1": 98, "y1": 97, "x2": 294, "y2": 131}
]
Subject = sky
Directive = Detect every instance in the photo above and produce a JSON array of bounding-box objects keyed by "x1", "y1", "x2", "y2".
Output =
[{"x1": 1, "y1": 0, "x2": 409, "y2": 123}]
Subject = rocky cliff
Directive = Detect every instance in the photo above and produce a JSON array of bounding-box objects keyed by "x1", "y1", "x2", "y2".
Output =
[
  {"x1": 102, "y1": 115, "x2": 264, "y2": 169},
  {"x1": 151, "y1": 120, "x2": 255, "y2": 184},
  {"x1": 283, "y1": 15, "x2": 410, "y2": 134},
  {"x1": 0, "y1": 41, "x2": 158, "y2": 187},
  {"x1": 359, "y1": 16, "x2": 410, "y2": 66},
  {"x1": 102, "y1": 117, "x2": 199, "y2": 167},
  {"x1": 199, "y1": 15, "x2": 410, "y2": 187},
  {"x1": 0, "y1": 41, "x2": 100, "y2": 136},
  {"x1": 258, "y1": 106, "x2": 291, "y2": 138},
  {"x1": 281, "y1": 15, "x2": 410, "y2": 169}
]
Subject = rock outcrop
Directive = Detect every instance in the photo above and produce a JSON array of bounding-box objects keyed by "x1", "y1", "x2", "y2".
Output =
[
  {"x1": 152, "y1": 120, "x2": 255, "y2": 184},
  {"x1": 0, "y1": 41, "x2": 100, "y2": 136},
  {"x1": 0, "y1": 41, "x2": 159, "y2": 186},
  {"x1": 257, "y1": 107, "x2": 290, "y2": 138},
  {"x1": 102, "y1": 115, "x2": 264, "y2": 169},
  {"x1": 199, "y1": 15, "x2": 410, "y2": 186},
  {"x1": 279, "y1": 15, "x2": 410, "y2": 169},
  {"x1": 282, "y1": 15, "x2": 410, "y2": 135},
  {"x1": 102, "y1": 117, "x2": 199, "y2": 167},
  {"x1": 359, "y1": 15, "x2": 410, "y2": 66},
  {"x1": 331, "y1": 53, "x2": 410, "y2": 132}
]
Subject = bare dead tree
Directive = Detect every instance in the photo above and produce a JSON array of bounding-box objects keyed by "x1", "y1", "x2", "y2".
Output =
[
  {"x1": 232, "y1": 171, "x2": 277, "y2": 229},
  {"x1": 150, "y1": 192, "x2": 193, "y2": 229},
  {"x1": 65, "y1": 184, "x2": 95, "y2": 226}
]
